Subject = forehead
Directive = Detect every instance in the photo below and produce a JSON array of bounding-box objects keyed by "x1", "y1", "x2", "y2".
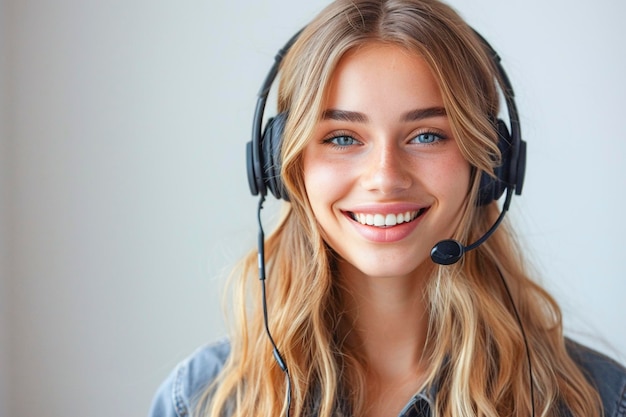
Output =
[{"x1": 324, "y1": 42, "x2": 444, "y2": 113}]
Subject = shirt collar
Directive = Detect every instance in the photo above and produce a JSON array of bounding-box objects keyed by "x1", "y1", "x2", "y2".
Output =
[{"x1": 397, "y1": 386, "x2": 435, "y2": 417}]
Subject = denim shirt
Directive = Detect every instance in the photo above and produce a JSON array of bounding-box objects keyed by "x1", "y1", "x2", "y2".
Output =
[{"x1": 148, "y1": 338, "x2": 626, "y2": 417}]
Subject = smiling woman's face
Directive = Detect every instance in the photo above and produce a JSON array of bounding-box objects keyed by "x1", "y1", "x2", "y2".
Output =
[{"x1": 302, "y1": 42, "x2": 471, "y2": 280}]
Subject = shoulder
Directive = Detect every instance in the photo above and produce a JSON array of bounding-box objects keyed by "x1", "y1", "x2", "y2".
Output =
[
  {"x1": 148, "y1": 338, "x2": 231, "y2": 417},
  {"x1": 566, "y1": 339, "x2": 626, "y2": 416}
]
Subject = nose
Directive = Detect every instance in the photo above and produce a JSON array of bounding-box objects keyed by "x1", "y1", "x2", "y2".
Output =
[{"x1": 360, "y1": 142, "x2": 412, "y2": 194}]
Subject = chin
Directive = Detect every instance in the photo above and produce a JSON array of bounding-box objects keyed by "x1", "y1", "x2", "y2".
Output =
[{"x1": 339, "y1": 255, "x2": 434, "y2": 281}]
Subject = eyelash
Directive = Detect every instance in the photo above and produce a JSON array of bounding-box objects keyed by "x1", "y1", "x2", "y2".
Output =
[
  {"x1": 410, "y1": 130, "x2": 448, "y2": 145},
  {"x1": 321, "y1": 131, "x2": 361, "y2": 149}
]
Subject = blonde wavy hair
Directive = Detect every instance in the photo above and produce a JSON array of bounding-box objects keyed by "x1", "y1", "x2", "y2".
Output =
[{"x1": 199, "y1": 0, "x2": 603, "y2": 416}]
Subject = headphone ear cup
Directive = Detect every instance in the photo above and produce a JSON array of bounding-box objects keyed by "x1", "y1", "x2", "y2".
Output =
[
  {"x1": 477, "y1": 119, "x2": 513, "y2": 206},
  {"x1": 246, "y1": 139, "x2": 261, "y2": 196},
  {"x1": 261, "y1": 112, "x2": 289, "y2": 200}
]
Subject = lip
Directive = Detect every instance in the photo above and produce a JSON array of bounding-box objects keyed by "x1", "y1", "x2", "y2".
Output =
[{"x1": 341, "y1": 204, "x2": 430, "y2": 243}]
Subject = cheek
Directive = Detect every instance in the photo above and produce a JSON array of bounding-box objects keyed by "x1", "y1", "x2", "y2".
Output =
[
  {"x1": 432, "y1": 155, "x2": 472, "y2": 205},
  {"x1": 303, "y1": 156, "x2": 328, "y2": 212},
  {"x1": 451, "y1": 159, "x2": 472, "y2": 193},
  {"x1": 303, "y1": 150, "x2": 346, "y2": 196}
]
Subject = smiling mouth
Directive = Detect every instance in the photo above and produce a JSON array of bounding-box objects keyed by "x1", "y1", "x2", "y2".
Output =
[{"x1": 347, "y1": 208, "x2": 428, "y2": 227}]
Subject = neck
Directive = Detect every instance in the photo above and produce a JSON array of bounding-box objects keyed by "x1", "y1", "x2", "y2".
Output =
[
  {"x1": 336, "y1": 260, "x2": 432, "y2": 417},
  {"x1": 337, "y1": 260, "x2": 432, "y2": 381}
]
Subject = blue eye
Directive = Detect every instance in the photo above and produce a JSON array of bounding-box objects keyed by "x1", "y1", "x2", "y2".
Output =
[
  {"x1": 412, "y1": 132, "x2": 444, "y2": 144},
  {"x1": 325, "y1": 135, "x2": 358, "y2": 147}
]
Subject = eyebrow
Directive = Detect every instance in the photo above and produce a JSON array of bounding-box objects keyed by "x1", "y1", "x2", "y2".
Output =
[
  {"x1": 402, "y1": 106, "x2": 447, "y2": 122},
  {"x1": 322, "y1": 109, "x2": 368, "y2": 123},
  {"x1": 322, "y1": 106, "x2": 447, "y2": 123}
]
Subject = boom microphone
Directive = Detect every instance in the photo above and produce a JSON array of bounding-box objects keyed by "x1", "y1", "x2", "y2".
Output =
[{"x1": 430, "y1": 186, "x2": 512, "y2": 266}]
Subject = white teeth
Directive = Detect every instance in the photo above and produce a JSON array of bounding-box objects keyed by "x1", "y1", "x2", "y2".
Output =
[{"x1": 352, "y1": 210, "x2": 421, "y2": 227}]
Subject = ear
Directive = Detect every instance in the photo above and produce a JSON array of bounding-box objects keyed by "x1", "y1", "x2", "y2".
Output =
[
  {"x1": 261, "y1": 112, "x2": 289, "y2": 201},
  {"x1": 476, "y1": 118, "x2": 512, "y2": 206}
]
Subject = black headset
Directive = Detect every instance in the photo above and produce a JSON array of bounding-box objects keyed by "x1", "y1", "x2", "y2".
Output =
[
  {"x1": 246, "y1": 29, "x2": 527, "y2": 206},
  {"x1": 247, "y1": 29, "x2": 533, "y2": 417}
]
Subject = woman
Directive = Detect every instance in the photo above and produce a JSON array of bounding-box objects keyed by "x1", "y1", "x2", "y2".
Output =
[{"x1": 150, "y1": 0, "x2": 626, "y2": 416}]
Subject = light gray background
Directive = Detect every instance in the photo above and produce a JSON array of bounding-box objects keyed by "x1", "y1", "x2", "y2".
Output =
[{"x1": 0, "y1": 1, "x2": 624, "y2": 416}]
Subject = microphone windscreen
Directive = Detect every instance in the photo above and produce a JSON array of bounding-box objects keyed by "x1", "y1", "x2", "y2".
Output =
[{"x1": 430, "y1": 240, "x2": 465, "y2": 265}]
